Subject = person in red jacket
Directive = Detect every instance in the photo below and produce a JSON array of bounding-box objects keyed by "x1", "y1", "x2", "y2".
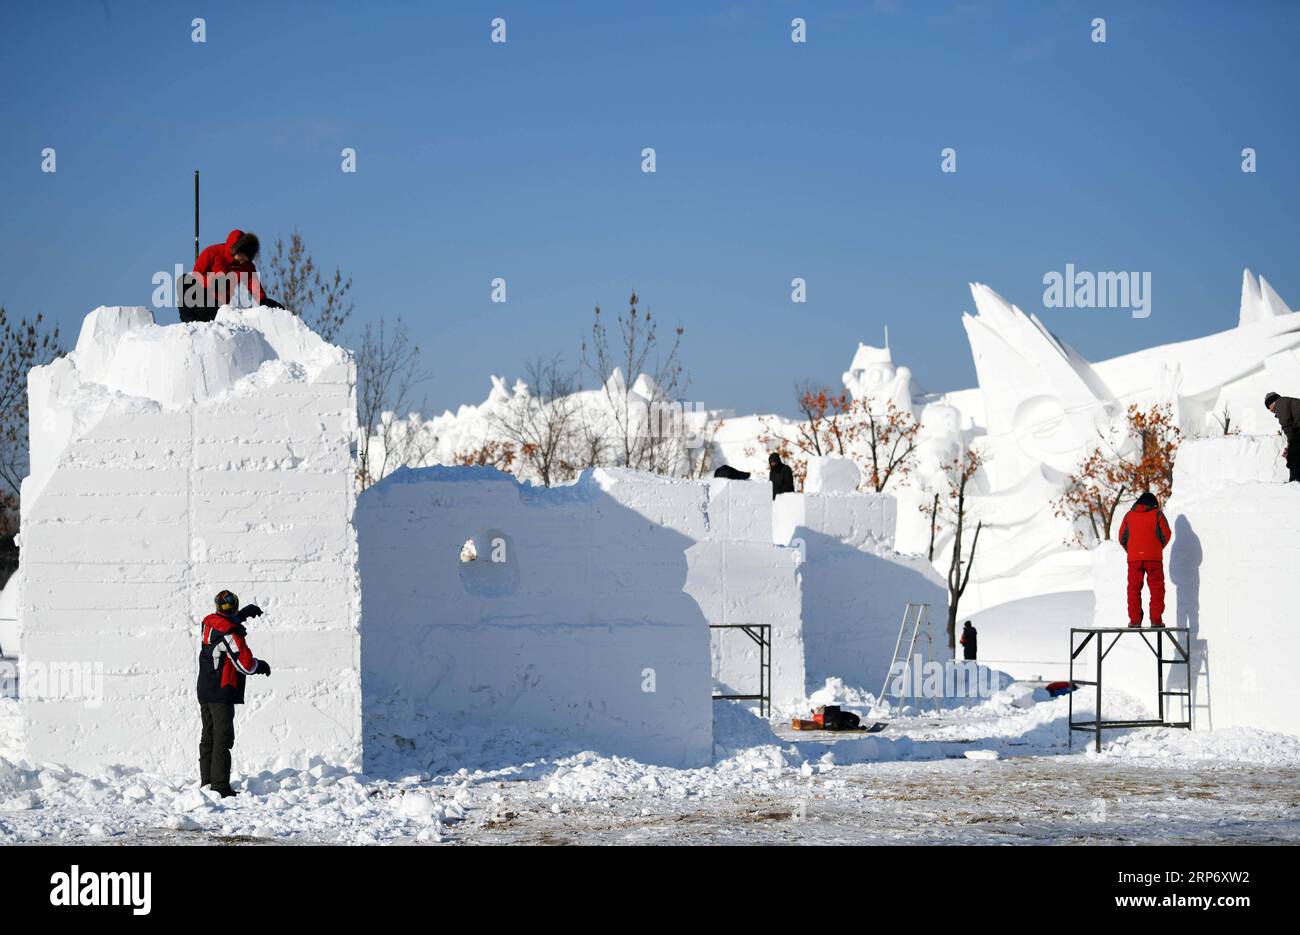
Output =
[
  {"x1": 197, "y1": 589, "x2": 271, "y2": 797},
  {"x1": 1117, "y1": 491, "x2": 1172, "y2": 628},
  {"x1": 179, "y1": 229, "x2": 281, "y2": 322}
]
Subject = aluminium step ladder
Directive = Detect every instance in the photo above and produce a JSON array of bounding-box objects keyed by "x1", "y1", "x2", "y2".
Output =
[{"x1": 876, "y1": 602, "x2": 938, "y2": 714}]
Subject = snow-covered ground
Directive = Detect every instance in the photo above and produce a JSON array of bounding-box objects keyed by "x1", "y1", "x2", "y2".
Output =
[{"x1": 4, "y1": 681, "x2": 1297, "y2": 845}]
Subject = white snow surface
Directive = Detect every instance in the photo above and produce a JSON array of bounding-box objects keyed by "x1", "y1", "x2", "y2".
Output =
[{"x1": 3, "y1": 678, "x2": 1298, "y2": 844}]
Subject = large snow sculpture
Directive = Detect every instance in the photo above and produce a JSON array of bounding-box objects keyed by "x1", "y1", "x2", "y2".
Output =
[{"x1": 874, "y1": 270, "x2": 1300, "y2": 613}]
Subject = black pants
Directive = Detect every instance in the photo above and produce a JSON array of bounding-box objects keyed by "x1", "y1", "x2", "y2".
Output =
[
  {"x1": 199, "y1": 702, "x2": 236, "y2": 788},
  {"x1": 177, "y1": 272, "x2": 218, "y2": 322}
]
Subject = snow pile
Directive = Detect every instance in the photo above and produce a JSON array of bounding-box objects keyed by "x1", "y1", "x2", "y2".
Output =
[{"x1": 17, "y1": 305, "x2": 361, "y2": 774}]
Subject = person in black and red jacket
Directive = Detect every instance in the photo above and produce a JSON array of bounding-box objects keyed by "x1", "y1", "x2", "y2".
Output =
[{"x1": 197, "y1": 590, "x2": 271, "y2": 797}]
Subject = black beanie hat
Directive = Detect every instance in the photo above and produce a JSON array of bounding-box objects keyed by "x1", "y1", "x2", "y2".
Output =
[
  {"x1": 231, "y1": 232, "x2": 260, "y2": 261},
  {"x1": 1265, "y1": 391, "x2": 1281, "y2": 408}
]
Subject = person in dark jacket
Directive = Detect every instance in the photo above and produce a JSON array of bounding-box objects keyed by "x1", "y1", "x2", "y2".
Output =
[
  {"x1": 179, "y1": 229, "x2": 282, "y2": 322},
  {"x1": 1265, "y1": 392, "x2": 1300, "y2": 482},
  {"x1": 197, "y1": 590, "x2": 271, "y2": 796},
  {"x1": 768, "y1": 452, "x2": 795, "y2": 500},
  {"x1": 1117, "y1": 491, "x2": 1172, "y2": 628},
  {"x1": 959, "y1": 621, "x2": 977, "y2": 661}
]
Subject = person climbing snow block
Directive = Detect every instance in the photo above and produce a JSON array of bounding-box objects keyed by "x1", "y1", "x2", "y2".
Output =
[
  {"x1": 1117, "y1": 491, "x2": 1172, "y2": 628},
  {"x1": 179, "y1": 229, "x2": 282, "y2": 321}
]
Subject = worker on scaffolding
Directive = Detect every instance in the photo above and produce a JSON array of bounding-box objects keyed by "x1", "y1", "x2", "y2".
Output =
[{"x1": 1118, "y1": 491, "x2": 1172, "y2": 628}]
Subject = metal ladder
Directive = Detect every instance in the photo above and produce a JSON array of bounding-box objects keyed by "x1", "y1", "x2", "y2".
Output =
[{"x1": 877, "y1": 602, "x2": 934, "y2": 712}]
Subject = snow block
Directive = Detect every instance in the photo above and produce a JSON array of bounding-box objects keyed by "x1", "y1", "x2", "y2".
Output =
[
  {"x1": 357, "y1": 468, "x2": 714, "y2": 768},
  {"x1": 1161, "y1": 480, "x2": 1300, "y2": 738},
  {"x1": 17, "y1": 306, "x2": 362, "y2": 775},
  {"x1": 804, "y1": 455, "x2": 862, "y2": 495}
]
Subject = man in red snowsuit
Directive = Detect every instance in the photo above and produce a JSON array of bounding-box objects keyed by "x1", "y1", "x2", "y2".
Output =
[
  {"x1": 197, "y1": 590, "x2": 271, "y2": 796},
  {"x1": 179, "y1": 230, "x2": 281, "y2": 322},
  {"x1": 1117, "y1": 491, "x2": 1172, "y2": 628}
]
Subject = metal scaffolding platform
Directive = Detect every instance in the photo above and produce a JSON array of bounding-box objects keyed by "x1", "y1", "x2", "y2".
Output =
[
  {"x1": 710, "y1": 624, "x2": 772, "y2": 717},
  {"x1": 1069, "y1": 626, "x2": 1192, "y2": 752}
]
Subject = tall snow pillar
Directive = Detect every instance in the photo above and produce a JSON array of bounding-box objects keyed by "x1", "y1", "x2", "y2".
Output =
[{"x1": 17, "y1": 306, "x2": 362, "y2": 775}]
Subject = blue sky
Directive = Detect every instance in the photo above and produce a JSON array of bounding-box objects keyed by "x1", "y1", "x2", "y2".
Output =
[{"x1": 1, "y1": 0, "x2": 1297, "y2": 417}]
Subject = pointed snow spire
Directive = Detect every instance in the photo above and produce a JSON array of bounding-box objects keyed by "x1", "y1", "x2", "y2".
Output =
[
  {"x1": 1258, "y1": 274, "x2": 1293, "y2": 318},
  {"x1": 1239, "y1": 269, "x2": 1265, "y2": 326}
]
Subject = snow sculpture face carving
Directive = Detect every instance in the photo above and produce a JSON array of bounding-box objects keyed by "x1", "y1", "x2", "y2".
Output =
[{"x1": 1009, "y1": 395, "x2": 1101, "y2": 474}]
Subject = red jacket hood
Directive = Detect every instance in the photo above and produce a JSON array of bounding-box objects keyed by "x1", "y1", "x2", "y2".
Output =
[{"x1": 225, "y1": 229, "x2": 245, "y2": 250}]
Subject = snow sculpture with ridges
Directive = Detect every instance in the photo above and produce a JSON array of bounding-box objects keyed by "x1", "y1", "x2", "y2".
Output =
[{"x1": 17, "y1": 305, "x2": 361, "y2": 774}]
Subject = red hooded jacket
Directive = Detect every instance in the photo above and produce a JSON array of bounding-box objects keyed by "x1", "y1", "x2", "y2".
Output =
[
  {"x1": 1118, "y1": 500, "x2": 1171, "y2": 562},
  {"x1": 192, "y1": 229, "x2": 264, "y2": 304}
]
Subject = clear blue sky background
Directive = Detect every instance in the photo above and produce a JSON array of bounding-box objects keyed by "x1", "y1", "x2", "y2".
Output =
[{"x1": 1, "y1": 0, "x2": 1297, "y2": 418}]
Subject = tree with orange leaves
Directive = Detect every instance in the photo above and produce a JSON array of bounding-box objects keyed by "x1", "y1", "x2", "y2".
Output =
[
  {"x1": 854, "y1": 397, "x2": 921, "y2": 493},
  {"x1": 1054, "y1": 403, "x2": 1182, "y2": 546},
  {"x1": 454, "y1": 440, "x2": 519, "y2": 473},
  {"x1": 756, "y1": 383, "x2": 920, "y2": 494}
]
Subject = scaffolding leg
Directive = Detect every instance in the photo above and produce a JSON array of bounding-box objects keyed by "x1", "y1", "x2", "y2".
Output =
[
  {"x1": 1157, "y1": 629, "x2": 1164, "y2": 723},
  {"x1": 1068, "y1": 633, "x2": 1074, "y2": 750},
  {"x1": 1095, "y1": 634, "x2": 1102, "y2": 754}
]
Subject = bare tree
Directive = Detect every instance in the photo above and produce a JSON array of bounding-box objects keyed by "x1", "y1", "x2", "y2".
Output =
[
  {"x1": 0, "y1": 308, "x2": 63, "y2": 585},
  {"x1": 685, "y1": 416, "x2": 726, "y2": 479},
  {"x1": 936, "y1": 447, "x2": 984, "y2": 650},
  {"x1": 492, "y1": 356, "x2": 582, "y2": 487},
  {"x1": 581, "y1": 291, "x2": 688, "y2": 473},
  {"x1": 925, "y1": 491, "x2": 939, "y2": 562},
  {"x1": 263, "y1": 229, "x2": 354, "y2": 342},
  {"x1": 573, "y1": 410, "x2": 611, "y2": 471},
  {"x1": 355, "y1": 318, "x2": 433, "y2": 490}
]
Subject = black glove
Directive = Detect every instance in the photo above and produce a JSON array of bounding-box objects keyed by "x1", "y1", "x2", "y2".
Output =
[
  {"x1": 238, "y1": 604, "x2": 263, "y2": 622},
  {"x1": 253, "y1": 660, "x2": 271, "y2": 676},
  {"x1": 261, "y1": 297, "x2": 285, "y2": 310}
]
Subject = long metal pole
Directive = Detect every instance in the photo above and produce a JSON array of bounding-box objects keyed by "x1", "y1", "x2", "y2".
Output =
[{"x1": 194, "y1": 170, "x2": 200, "y2": 260}]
